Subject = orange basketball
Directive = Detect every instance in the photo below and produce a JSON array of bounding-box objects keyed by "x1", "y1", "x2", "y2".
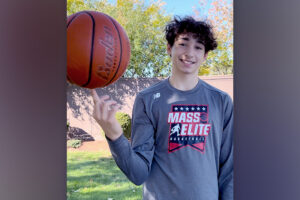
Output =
[{"x1": 67, "y1": 11, "x2": 131, "y2": 89}]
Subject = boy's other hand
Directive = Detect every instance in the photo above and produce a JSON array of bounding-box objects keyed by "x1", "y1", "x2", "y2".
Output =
[{"x1": 91, "y1": 89, "x2": 123, "y2": 141}]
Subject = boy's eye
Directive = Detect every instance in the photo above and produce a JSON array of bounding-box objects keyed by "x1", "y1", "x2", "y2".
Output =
[{"x1": 179, "y1": 43, "x2": 185, "y2": 46}]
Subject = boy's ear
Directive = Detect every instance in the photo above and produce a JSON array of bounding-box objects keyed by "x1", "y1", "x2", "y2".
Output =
[
  {"x1": 167, "y1": 44, "x2": 172, "y2": 56},
  {"x1": 204, "y1": 52, "x2": 208, "y2": 60}
]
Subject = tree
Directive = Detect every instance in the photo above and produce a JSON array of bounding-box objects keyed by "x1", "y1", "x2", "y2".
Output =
[
  {"x1": 67, "y1": 0, "x2": 172, "y2": 78},
  {"x1": 195, "y1": 0, "x2": 233, "y2": 75},
  {"x1": 67, "y1": 0, "x2": 89, "y2": 15}
]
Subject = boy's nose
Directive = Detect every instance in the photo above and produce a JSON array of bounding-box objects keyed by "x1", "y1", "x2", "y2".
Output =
[
  {"x1": 184, "y1": 51, "x2": 194, "y2": 59},
  {"x1": 184, "y1": 46, "x2": 194, "y2": 58}
]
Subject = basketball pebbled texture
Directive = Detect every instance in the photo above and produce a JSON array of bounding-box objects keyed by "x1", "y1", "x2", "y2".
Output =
[{"x1": 67, "y1": 11, "x2": 131, "y2": 89}]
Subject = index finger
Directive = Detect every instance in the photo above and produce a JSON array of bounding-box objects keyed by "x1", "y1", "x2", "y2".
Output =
[{"x1": 90, "y1": 89, "x2": 100, "y2": 103}]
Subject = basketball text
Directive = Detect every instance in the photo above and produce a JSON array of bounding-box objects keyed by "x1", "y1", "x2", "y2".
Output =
[{"x1": 98, "y1": 26, "x2": 115, "y2": 80}]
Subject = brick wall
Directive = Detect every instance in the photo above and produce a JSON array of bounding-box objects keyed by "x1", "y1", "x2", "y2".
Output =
[{"x1": 67, "y1": 75, "x2": 233, "y2": 141}]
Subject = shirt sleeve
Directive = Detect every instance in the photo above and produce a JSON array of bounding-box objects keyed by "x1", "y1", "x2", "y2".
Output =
[
  {"x1": 107, "y1": 94, "x2": 155, "y2": 185},
  {"x1": 218, "y1": 95, "x2": 234, "y2": 200}
]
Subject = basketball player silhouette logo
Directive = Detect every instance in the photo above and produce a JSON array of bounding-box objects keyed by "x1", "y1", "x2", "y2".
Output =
[{"x1": 170, "y1": 124, "x2": 181, "y2": 136}]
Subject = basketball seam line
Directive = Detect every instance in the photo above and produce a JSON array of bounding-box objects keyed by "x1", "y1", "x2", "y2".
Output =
[
  {"x1": 67, "y1": 12, "x2": 81, "y2": 83},
  {"x1": 67, "y1": 12, "x2": 80, "y2": 28},
  {"x1": 81, "y1": 11, "x2": 95, "y2": 87},
  {"x1": 105, "y1": 14, "x2": 123, "y2": 86}
]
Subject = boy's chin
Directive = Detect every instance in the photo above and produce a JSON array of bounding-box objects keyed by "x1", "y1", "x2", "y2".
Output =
[{"x1": 178, "y1": 68, "x2": 198, "y2": 75}]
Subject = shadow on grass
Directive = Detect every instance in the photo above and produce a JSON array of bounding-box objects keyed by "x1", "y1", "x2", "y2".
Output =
[
  {"x1": 67, "y1": 187, "x2": 143, "y2": 200},
  {"x1": 68, "y1": 158, "x2": 129, "y2": 184},
  {"x1": 67, "y1": 152, "x2": 142, "y2": 200}
]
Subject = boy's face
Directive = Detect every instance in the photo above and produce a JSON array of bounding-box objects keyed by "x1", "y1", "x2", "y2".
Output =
[{"x1": 167, "y1": 33, "x2": 207, "y2": 76}]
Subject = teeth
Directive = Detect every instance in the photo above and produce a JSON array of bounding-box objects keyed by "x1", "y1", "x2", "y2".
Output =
[{"x1": 182, "y1": 60, "x2": 194, "y2": 64}]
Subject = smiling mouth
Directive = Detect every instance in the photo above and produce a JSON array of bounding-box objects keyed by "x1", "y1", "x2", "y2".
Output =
[{"x1": 180, "y1": 59, "x2": 195, "y2": 65}]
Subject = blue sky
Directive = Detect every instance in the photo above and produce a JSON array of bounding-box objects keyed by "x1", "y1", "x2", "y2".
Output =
[
  {"x1": 156, "y1": 0, "x2": 201, "y2": 16},
  {"x1": 107, "y1": 0, "x2": 208, "y2": 17}
]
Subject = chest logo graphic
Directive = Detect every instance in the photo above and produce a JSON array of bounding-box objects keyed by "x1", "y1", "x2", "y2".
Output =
[{"x1": 168, "y1": 105, "x2": 211, "y2": 153}]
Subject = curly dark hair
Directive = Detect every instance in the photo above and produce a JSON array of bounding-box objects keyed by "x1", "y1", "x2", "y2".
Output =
[{"x1": 165, "y1": 16, "x2": 217, "y2": 53}]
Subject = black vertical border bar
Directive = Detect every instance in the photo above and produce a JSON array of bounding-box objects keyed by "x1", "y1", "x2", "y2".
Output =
[
  {"x1": 0, "y1": 0, "x2": 66, "y2": 199},
  {"x1": 235, "y1": 0, "x2": 300, "y2": 199}
]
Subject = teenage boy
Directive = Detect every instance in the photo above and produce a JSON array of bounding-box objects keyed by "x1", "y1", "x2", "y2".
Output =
[{"x1": 91, "y1": 16, "x2": 233, "y2": 200}]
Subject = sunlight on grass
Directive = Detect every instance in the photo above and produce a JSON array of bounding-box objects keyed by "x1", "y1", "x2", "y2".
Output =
[{"x1": 67, "y1": 151, "x2": 143, "y2": 200}]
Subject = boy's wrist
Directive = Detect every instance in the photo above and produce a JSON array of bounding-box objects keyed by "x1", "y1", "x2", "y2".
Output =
[{"x1": 105, "y1": 132, "x2": 123, "y2": 141}]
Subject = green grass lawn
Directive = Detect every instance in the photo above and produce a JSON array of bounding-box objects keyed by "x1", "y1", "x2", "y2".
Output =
[{"x1": 67, "y1": 151, "x2": 143, "y2": 200}]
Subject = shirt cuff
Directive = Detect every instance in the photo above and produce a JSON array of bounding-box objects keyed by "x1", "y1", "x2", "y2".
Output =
[{"x1": 106, "y1": 134, "x2": 130, "y2": 157}]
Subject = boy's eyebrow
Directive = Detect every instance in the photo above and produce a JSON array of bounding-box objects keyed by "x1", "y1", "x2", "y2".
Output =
[
  {"x1": 180, "y1": 37, "x2": 189, "y2": 41},
  {"x1": 197, "y1": 40, "x2": 205, "y2": 45},
  {"x1": 177, "y1": 36, "x2": 204, "y2": 45},
  {"x1": 176, "y1": 36, "x2": 189, "y2": 41}
]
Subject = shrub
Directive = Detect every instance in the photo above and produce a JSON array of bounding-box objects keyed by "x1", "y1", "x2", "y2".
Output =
[
  {"x1": 67, "y1": 139, "x2": 82, "y2": 148},
  {"x1": 67, "y1": 121, "x2": 70, "y2": 130},
  {"x1": 115, "y1": 112, "x2": 131, "y2": 140}
]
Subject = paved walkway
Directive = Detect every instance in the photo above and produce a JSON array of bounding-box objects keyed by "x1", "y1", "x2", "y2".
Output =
[{"x1": 67, "y1": 140, "x2": 110, "y2": 153}]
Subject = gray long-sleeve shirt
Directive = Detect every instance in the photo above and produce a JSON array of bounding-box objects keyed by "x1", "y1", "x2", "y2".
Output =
[{"x1": 107, "y1": 78, "x2": 233, "y2": 200}]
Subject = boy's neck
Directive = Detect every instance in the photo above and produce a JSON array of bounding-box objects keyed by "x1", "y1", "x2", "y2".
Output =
[{"x1": 169, "y1": 73, "x2": 199, "y2": 91}]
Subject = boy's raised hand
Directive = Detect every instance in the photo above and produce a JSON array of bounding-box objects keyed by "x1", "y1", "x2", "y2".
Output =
[{"x1": 91, "y1": 89, "x2": 123, "y2": 141}]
